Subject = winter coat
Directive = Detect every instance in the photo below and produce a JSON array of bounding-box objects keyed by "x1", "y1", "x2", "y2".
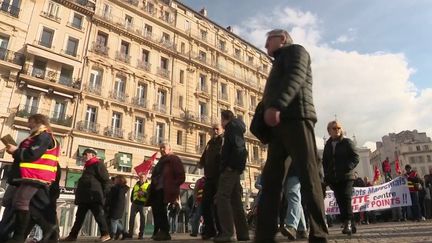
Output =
[
  {"x1": 220, "y1": 118, "x2": 248, "y2": 173},
  {"x1": 75, "y1": 157, "x2": 111, "y2": 205},
  {"x1": 261, "y1": 44, "x2": 316, "y2": 123},
  {"x1": 168, "y1": 202, "x2": 180, "y2": 218},
  {"x1": 199, "y1": 135, "x2": 223, "y2": 179},
  {"x1": 108, "y1": 184, "x2": 129, "y2": 219},
  {"x1": 323, "y1": 137, "x2": 359, "y2": 184},
  {"x1": 149, "y1": 154, "x2": 185, "y2": 204}
]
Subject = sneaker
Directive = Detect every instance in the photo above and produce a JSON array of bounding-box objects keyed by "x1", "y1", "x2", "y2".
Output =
[
  {"x1": 100, "y1": 234, "x2": 111, "y2": 242},
  {"x1": 421, "y1": 217, "x2": 426, "y2": 221}
]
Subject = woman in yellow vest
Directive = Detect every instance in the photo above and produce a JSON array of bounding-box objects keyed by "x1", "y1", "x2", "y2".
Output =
[{"x1": 5, "y1": 114, "x2": 60, "y2": 243}]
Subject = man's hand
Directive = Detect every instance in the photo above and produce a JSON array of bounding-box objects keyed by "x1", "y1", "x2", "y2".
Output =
[
  {"x1": 6, "y1": 144, "x2": 17, "y2": 154},
  {"x1": 264, "y1": 107, "x2": 280, "y2": 127}
]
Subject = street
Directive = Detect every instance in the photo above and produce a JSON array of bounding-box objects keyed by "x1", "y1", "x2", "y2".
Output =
[{"x1": 74, "y1": 220, "x2": 432, "y2": 242}]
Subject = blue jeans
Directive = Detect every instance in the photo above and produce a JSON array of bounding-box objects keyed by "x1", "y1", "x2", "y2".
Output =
[
  {"x1": 284, "y1": 176, "x2": 306, "y2": 231},
  {"x1": 111, "y1": 218, "x2": 124, "y2": 235},
  {"x1": 190, "y1": 204, "x2": 202, "y2": 235},
  {"x1": 169, "y1": 215, "x2": 178, "y2": 233}
]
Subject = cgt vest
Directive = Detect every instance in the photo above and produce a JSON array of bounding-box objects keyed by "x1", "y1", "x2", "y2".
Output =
[
  {"x1": 132, "y1": 181, "x2": 150, "y2": 203},
  {"x1": 19, "y1": 133, "x2": 59, "y2": 184}
]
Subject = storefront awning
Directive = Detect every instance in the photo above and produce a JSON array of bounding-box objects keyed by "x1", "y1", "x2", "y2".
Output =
[{"x1": 77, "y1": 146, "x2": 106, "y2": 161}]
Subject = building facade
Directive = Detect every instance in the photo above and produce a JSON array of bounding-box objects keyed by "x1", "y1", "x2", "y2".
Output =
[
  {"x1": 0, "y1": 0, "x2": 269, "y2": 236},
  {"x1": 371, "y1": 130, "x2": 432, "y2": 179}
]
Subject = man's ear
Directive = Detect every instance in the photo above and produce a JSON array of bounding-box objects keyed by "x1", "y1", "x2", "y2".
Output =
[{"x1": 281, "y1": 35, "x2": 287, "y2": 45}]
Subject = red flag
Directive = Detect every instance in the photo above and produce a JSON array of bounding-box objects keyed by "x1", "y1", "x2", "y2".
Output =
[
  {"x1": 395, "y1": 158, "x2": 402, "y2": 175},
  {"x1": 373, "y1": 165, "x2": 381, "y2": 184},
  {"x1": 134, "y1": 152, "x2": 158, "y2": 175}
]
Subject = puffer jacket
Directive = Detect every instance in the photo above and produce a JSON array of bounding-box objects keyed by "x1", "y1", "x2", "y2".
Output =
[
  {"x1": 262, "y1": 44, "x2": 316, "y2": 122},
  {"x1": 220, "y1": 118, "x2": 248, "y2": 173},
  {"x1": 322, "y1": 137, "x2": 359, "y2": 183}
]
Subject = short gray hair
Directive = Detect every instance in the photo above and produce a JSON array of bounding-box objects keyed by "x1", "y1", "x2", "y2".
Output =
[
  {"x1": 159, "y1": 142, "x2": 171, "y2": 148},
  {"x1": 267, "y1": 29, "x2": 293, "y2": 45}
]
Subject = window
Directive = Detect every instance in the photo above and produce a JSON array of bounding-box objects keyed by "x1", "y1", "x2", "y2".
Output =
[
  {"x1": 236, "y1": 90, "x2": 243, "y2": 105},
  {"x1": 160, "y1": 57, "x2": 168, "y2": 70},
  {"x1": 424, "y1": 145, "x2": 430, "y2": 151},
  {"x1": 250, "y1": 95, "x2": 256, "y2": 108},
  {"x1": 24, "y1": 94, "x2": 39, "y2": 114},
  {"x1": 144, "y1": 24, "x2": 152, "y2": 37},
  {"x1": 248, "y1": 55, "x2": 254, "y2": 63},
  {"x1": 234, "y1": 48, "x2": 241, "y2": 57},
  {"x1": 416, "y1": 145, "x2": 421, "y2": 151},
  {"x1": 102, "y1": 3, "x2": 111, "y2": 18},
  {"x1": 177, "y1": 130, "x2": 183, "y2": 145},
  {"x1": 40, "y1": 27, "x2": 54, "y2": 48},
  {"x1": 66, "y1": 37, "x2": 79, "y2": 56},
  {"x1": 32, "y1": 59, "x2": 46, "y2": 78},
  {"x1": 124, "y1": 14, "x2": 133, "y2": 29},
  {"x1": 180, "y1": 42, "x2": 185, "y2": 53},
  {"x1": 71, "y1": 13, "x2": 83, "y2": 29},
  {"x1": 134, "y1": 117, "x2": 144, "y2": 135},
  {"x1": 96, "y1": 31, "x2": 108, "y2": 46},
  {"x1": 146, "y1": 2, "x2": 154, "y2": 14},
  {"x1": 53, "y1": 101, "x2": 66, "y2": 119},
  {"x1": 136, "y1": 83, "x2": 147, "y2": 100},
  {"x1": 89, "y1": 69, "x2": 102, "y2": 89},
  {"x1": 114, "y1": 76, "x2": 126, "y2": 97},
  {"x1": 198, "y1": 133, "x2": 206, "y2": 148},
  {"x1": 157, "y1": 89, "x2": 166, "y2": 106},
  {"x1": 184, "y1": 19, "x2": 190, "y2": 31},
  {"x1": 111, "y1": 112, "x2": 122, "y2": 130},
  {"x1": 198, "y1": 102, "x2": 207, "y2": 118},
  {"x1": 199, "y1": 74, "x2": 206, "y2": 91},
  {"x1": 59, "y1": 66, "x2": 73, "y2": 85},
  {"x1": 141, "y1": 49, "x2": 149, "y2": 62},
  {"x1": 218, "y1": 40, "x2": 226, "y2": 50},
  {"x1": 179, "y1": 70, "x2": 184, "y2": 84},
  {"x1": 253, "y1": 146, "x2": 259, "y2": 161},
  {"x1": 200, "y1": 30, "x2": 207, "y2": 41},
  {"x1": 0, "y1": 35, "x2": 9, "y2": 60},
  {"x1": 427, "y1": 155, "x2": 432, "y2": 162},
  {"x1": 46, "y1": 1, "x2": 59, "y2": 18},
  {"x1": 178, "y1": 95, "x2": 183, "y2": 108},
  {"x1": 156, "y1": 123, "x2": 165, "y2": 144},
  {"x1": 120, "y1": 41, "x2": 130, "y2": 55},
  {"x1": 220, "y1": 83, "x2": 227, "y2": 95},
  {"x1": 0, "y1": 0, "x2": 21, "y2": 17},
  {"x1": 85, "y1": 106, "x2": 97, "y2": 129},
  {"x1": 198, "y1": 51, "x2": 206, "y2": 61}
]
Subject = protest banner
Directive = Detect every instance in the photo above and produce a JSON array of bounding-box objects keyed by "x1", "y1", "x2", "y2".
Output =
[{"x1": 324, "y1": 176, "x2": 411, "y2": 215}]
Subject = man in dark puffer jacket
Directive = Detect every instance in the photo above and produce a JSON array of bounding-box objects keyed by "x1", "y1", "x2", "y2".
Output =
[{"x1": 254, "y1": 29, "x2": 328, "y2": 243}]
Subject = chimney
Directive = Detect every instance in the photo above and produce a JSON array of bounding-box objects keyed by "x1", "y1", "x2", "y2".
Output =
[
  {"x1": 199, "y1": 7, "x2": 207, "y2": 17},
  {"x1": 227, "y1": 26, "x2": 232, "y2": 32}
]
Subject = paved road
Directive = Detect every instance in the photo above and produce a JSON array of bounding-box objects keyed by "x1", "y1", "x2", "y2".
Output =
[{"x1": 74, "y1": 220, "x2": 432, "y2": 242}]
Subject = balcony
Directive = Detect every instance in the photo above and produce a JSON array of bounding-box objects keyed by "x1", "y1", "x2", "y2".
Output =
[
  {"x1": 125, "y1": 0, "x2": 139, "y2": 6},
  {"x1": 0, "y1": 48, "x2": 25, "y2": 66},
  {"x1": 16, "y1": 105, "x2": 39, "y2": 119},
  {"x1": 109, "y1": 91, "x2": 128, "y2": 103},
  {"x1": 141, "y1": 31, "x2": 153, "y2": 41},
  {"x1": 0, "y1": 1, "x2": 20, "y2": 17},
  {"x1": 50, "y1": 112, "x2": 73, "y2": 127},
  {"x1": 159, "y1": 14, "x2": 175, "y2": 26},
  {"x1": 115, "y1": 51, "x2": 131, "y2": 64},
  {"x1": 76, "y1": 120, "x2": 99, "y2": 134},
  {"x1": 104, "y1": 127, "x2": 124, "y2": 138},
  {"x1": 150, "y1": 136, "x2": 164, "y2": 146},
  {"x1": 91, "y1": 42, "x2": 109, "y2": 56},
  {"x1": 128, "y1": 131, "x2": 146, "y2": 143},
  {"x1": 41, "y1": 11, "x2": 61, "y2": 22},
  {"x1": 153, "y1": 103, "x2": 167, "y2": 114},
  {"x1": 131, "y1": 97, "x2": 147, "y2": 109},
  {"x1": 156, "y1": 67, "x2": 170, "y2": 79},
  {"x1": 137, "y1": 59, "x2": 151, "y2": 72},
  {"x1": 143, "y1": 5, "x2": 156, "y2": 16},
  {"x1": 84, "y1": 84, "x2": 101, "y2": 95},
  {"x1": 159, "y1": 38, "x2": 175, "y2": 50},
  {"x1": 58, "y1": 76, "x2": 81, "y2": 89},
  {"x1": 181, "y1": 111, "x2": 210, "y2": 125}
]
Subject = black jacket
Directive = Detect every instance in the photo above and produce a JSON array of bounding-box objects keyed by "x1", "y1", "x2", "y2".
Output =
[
  {"x1": 108, "y1": 184, "x2": 129, "y2": 219},
  {"x1": 262, "y1": 44, "x2": 316, "y2": 122},
  {"x1": 323, "y1": 137, "x2": 359, "y2": 183},
  {"x1": 75, "y1": 159, "x2": 111, "y2": 205},
  {"x1": 199, "y1": 135, "x2": 223, "y2": 178},
  {"x1": 220, "y1": 118, "x2": 248, "y2": 173}
]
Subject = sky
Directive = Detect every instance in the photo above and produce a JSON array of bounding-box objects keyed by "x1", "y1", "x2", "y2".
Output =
[{"x1": 180, "y1": 0, "x2": 432, "y2": 150}]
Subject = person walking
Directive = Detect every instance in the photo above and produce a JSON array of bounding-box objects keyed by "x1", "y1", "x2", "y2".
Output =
[
  {"x1": 252, "y1": 29, "x2": 328, "y2": 243},
  {"x1": 168, "y1": 200, "x2": 180, "y2": 234},
  {"x1": 108, "y1": 175, "x2": 129, "y2": 240},
  {"x1": 5, "y1": 114, "x2": 60, "y2": 243},
  {"x1": 148, "y1": 143, "x2": 185, "y2": 241},
  {"x1": 62, "y1": 148, "x2": 111, "y2": 242},
  {"x1": 214, "y1": 110, "x2": 249, "y2": 242},
  {"x1": 190, "y1": 176, "x2": 205, "y2": 237},
  {"x1": 322, "y1": 121, "x2": 359, "y2": 235},
  {"x1": 123, "y1": 173, "x2": 150, "y2": 240},
  {"x1": 198, "y1": 123, "x2": 224, "y2": 240}
]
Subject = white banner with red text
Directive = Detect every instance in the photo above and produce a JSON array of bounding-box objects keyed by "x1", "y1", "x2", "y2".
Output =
[{"x1": 324, "y1": 176, "x2": 412, "y2": 215}]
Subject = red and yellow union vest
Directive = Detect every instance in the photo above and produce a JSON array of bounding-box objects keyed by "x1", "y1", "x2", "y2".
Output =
[{"x1": 19, "y1": 133, "x2": 59, "y2": 184}]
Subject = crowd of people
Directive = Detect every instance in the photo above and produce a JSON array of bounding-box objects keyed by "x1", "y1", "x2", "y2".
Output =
[{"x1": 1, "y1": 28, "x2": 428, "y2": 243}]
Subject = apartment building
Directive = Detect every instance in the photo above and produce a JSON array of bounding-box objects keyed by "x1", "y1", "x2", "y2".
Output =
[{"x1": 0, "y1": 0, "x2": 270, "y2": 236}]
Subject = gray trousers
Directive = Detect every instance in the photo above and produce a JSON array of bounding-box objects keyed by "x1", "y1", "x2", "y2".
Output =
[{"x1": 215, "y1": 168, "x2": 249, "y2": 239}]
